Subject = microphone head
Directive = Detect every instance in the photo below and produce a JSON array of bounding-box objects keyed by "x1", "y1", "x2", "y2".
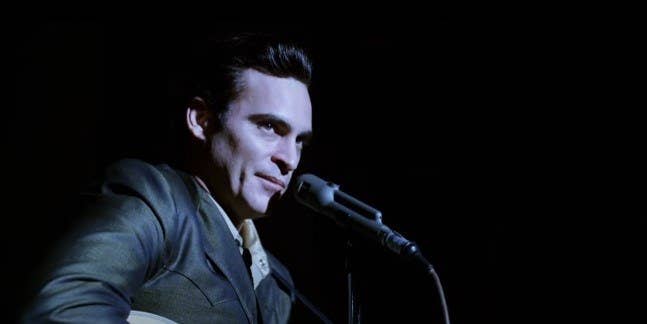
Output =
[{"x1": 293, "y1": 173, "x2": 338, "y2": 211}]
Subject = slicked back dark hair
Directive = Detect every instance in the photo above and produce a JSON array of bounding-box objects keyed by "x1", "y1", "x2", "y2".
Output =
[{"x1": 187, "y1": 32, "x2": 313, "y2": 124}]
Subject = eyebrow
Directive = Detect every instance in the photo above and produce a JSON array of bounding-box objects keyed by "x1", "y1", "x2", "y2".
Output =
[{"x1": 249, "y1": 113, "x2": 313, "y2": 145}]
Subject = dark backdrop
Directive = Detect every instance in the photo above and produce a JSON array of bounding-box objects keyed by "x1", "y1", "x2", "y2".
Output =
[{"x1": 3, "y1": 13, "x2": 517, "y2": 323}]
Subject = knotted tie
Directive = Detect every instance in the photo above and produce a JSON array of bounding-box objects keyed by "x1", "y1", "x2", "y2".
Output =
[{"x1": 242, "y1": 246, "x2": 254, "y2": 283}]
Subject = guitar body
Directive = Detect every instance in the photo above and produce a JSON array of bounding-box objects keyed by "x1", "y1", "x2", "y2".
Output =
[{"x1": 127, "y1": 310, "x2": 178, "y2": 324}]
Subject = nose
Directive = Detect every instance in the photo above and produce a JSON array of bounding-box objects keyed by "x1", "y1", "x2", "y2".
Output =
[{"x1": 271, "y1": 138, "x2": 300, "y2": 175}]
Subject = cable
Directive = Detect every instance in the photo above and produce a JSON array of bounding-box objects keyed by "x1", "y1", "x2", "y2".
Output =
[
  {"x1": 427, "y1": 264, "x2": 450, "y2": 324},
  {"x1": 414, "y1": 250, "x2": 450, "y2": 324}
]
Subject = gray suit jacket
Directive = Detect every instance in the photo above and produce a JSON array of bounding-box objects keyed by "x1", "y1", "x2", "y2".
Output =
[{"x1": 24, "y1": 159, "x2": 294, "y2": 323}]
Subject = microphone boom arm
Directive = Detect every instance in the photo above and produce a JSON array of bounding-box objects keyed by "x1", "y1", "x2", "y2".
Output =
[{"x1": 294, "y1": 174, "x2": 419, "y2": 258}]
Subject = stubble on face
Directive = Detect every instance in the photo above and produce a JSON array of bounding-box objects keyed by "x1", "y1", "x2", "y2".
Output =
[{"x1": 205, "y1": 69, "x2": 312, "y2": 224}]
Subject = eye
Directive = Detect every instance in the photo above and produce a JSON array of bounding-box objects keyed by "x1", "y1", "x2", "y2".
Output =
[{"x1": 258, "y1": 121, "x2": 275, "y2": 132}]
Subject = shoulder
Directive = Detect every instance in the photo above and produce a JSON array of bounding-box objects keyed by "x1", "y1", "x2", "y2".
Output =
[
  {"x1": 88, "y1": 158, "x2": 200, "y2": 242},
  {"x1": 103, "y1": 158, "x2": 176, "y2": 191},
  {"x1": 98, "y1": 158, "x2": 195, "y2": 207}
]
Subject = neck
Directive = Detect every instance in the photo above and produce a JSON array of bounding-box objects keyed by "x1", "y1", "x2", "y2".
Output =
[
  {"x1": 195, "y1": 174, "x2": 247, "y2": 226},
  {"x1": 185, "y1": 148, "x2": 245, "y2": 228}
]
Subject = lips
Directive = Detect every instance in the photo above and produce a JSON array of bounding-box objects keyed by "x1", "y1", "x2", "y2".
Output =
[{"x1": 256, "y1": 173, "x2": 286, "y2": 190}]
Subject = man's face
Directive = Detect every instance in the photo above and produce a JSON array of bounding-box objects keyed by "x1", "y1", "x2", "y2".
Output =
[{"x1": 208, "y1": 69, "x2": 312, "y2": 221}]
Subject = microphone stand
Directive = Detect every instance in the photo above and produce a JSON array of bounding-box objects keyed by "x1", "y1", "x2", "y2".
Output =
[
  {"x1": 346, "y1": 239, "x2": 360, "y2": 324},
  {"x1": 346, "y1": 201, "x2": 383, "y2": 324},
  {"x1": 293, "y1": 174, "x2": 450, "y2": 324}
]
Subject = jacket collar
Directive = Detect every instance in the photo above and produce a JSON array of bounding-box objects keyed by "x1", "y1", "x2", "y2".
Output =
[{"x1": 176, "y1": 172, "x2": 258, "y2": 323}]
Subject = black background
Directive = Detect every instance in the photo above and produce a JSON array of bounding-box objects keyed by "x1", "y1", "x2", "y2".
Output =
[{"x1": 4, "y1": 9, "x2": 641, "y2": 324}]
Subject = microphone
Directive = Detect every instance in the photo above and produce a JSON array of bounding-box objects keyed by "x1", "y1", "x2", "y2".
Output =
[
  {"x1": 294, "y1": 174, "x2": 452, "y2": 324},
  {"x1": 293, "y1": 173, "x2": 422, "y2": 259}
]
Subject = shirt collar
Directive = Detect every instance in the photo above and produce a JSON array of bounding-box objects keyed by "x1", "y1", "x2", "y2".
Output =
[
  {"x1": 193, "y1": 176, "x2": 243, "y2": 248},
  {"x1": 193, "y1": 176, "x2": 271, "y2": 287}
]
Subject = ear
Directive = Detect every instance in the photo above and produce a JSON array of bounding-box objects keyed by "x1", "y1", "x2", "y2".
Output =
[{"x1": 186, "y1": 96, "x2": 211, "y2": 142}]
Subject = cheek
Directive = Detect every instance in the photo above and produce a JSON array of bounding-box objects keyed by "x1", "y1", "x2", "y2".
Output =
[
  {"x1": 213, "y1": 131, "x2": 252, "y2": 166},
  {"x1": 240, "y1": 137, "x2": 274, "y2": 163},
  {"x1": 223, "y1": 130, "x2": 276, "y2": 182},
  {"x1": 235, "y1": 145, "x2": 269, "y2": 189},
  {"x1": 209, "y1": 137, "x2": 247, "y2": 190},
  {"x1": 210, "y1": 138, "x2": 235, "y2": 168}
]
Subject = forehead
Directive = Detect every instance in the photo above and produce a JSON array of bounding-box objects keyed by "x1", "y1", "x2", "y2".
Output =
[{"x1": 232, "y1": 69, "x2": 312, "y2": 131}]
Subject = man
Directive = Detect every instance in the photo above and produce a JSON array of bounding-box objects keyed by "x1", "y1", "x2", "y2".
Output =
[{"x1": 23, "y1": 33, "x2": 313, "y2": 323}]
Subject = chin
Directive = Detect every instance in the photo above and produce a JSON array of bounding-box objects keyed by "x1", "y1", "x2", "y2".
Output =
[
  {"x1": 246, "y1": 193, "x2": 282, "y2": 219},
  {"x1": 246, "y1": 198, "x2": 271, "y2": 217}
]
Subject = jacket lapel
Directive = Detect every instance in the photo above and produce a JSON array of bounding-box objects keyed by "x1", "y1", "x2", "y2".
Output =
[{"x1": 178, "y1": 172, "x2": 257, "y2": 323}]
